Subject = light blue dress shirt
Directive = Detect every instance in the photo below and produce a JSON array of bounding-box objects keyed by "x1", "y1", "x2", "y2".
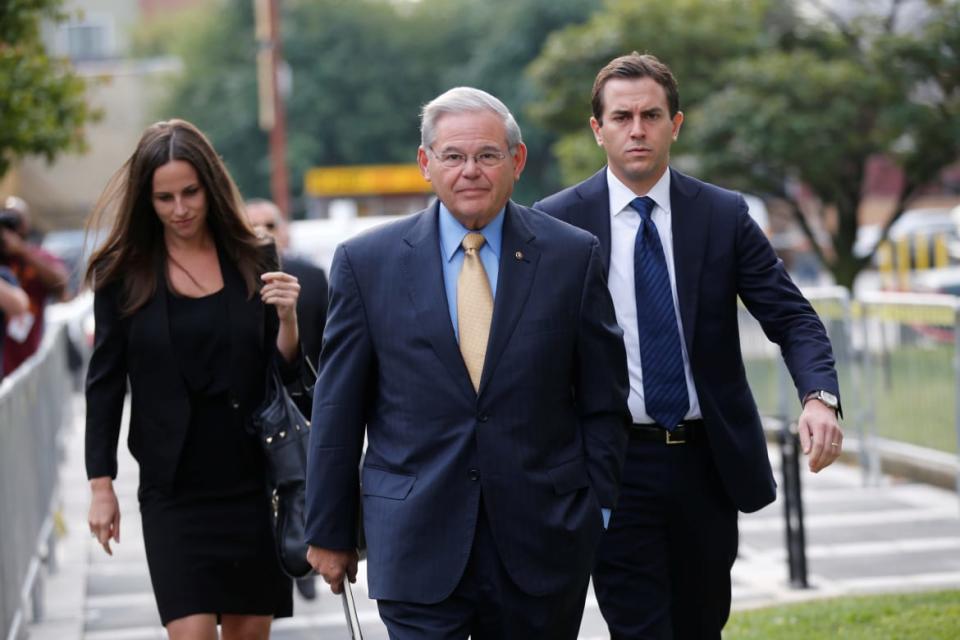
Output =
[{"x1": 438, "y1": 203, "x2": 503, "y2": 341}]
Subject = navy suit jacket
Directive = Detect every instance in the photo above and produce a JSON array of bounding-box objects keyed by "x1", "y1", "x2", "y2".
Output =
[
  {"x1": 533, "y1": 168, "x2": 840, "y2": 513},
  {"x1": 305, "y1": 200, "x2": 631, "y2": 603}
]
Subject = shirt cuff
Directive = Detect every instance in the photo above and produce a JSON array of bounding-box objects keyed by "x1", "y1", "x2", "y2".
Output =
[{"x1": 602, "y1": 508, "x2": 611, "y2": 530}]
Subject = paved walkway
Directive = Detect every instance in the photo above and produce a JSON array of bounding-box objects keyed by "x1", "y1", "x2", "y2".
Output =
[{"x1": 25, "y1": 395, "x2": 960, "y2": 639}]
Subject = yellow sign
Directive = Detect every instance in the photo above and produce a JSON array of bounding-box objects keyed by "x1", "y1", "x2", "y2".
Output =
[{"x1": 305, "y1": 164, "x2": 432, "y2": 197}]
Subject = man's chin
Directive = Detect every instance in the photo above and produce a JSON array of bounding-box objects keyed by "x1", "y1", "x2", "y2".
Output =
[{"x1": 448, "y1": 205, "x2": 499, "y2": 229}]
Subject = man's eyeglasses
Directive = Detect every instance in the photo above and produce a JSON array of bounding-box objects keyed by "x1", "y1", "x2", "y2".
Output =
[{"x1": 429, "y1": 148, "x2": 510, "y2": 169}]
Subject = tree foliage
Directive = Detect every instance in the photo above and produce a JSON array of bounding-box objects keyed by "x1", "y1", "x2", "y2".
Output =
[
  {"x1": 0, "y1": 0, "x2": 97, "y2": 179},
  {"x1": 150, "y1": 0, "x2": 600, "y2": 212},
  {"x1": 529, "y1": 0, "x2": 960, "y2": 289}
]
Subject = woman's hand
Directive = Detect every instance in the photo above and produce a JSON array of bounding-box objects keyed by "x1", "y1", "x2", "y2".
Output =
[
  {"x1": 88, "y1": 477, "x2": 120, "y2": 555},
  {"x1": 262, "y1": 271, "x2": 300, "y2": 361},
  {"x1": 260, "y1": 271, "x2": 300, "y2": 323}
]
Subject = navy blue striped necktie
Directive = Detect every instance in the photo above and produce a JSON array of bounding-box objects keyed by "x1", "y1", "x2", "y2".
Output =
[{"x1": 632, "y1": 196, "x2": 689, "y2": 431}]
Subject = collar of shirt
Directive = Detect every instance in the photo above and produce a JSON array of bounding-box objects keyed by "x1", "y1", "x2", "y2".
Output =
[
  {"x1": 607, "y1": 167, "x2": 672, "y2": 222},
  {"x1": 438, "y1": 202, "x2": 504, "y2": 263}
]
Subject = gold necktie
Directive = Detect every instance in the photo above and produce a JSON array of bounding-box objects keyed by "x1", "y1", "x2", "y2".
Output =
[{"x1": 457, "y1": 232, "x2": 494, "y2": 392}]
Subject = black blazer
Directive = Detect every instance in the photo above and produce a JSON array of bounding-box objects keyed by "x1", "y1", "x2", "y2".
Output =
[
  {"x1": 85, "y1": 246, "x2": 282, "y2": 489},
  {"x1": 534, "y1": 168, "x2": 840, "y2": 513}
]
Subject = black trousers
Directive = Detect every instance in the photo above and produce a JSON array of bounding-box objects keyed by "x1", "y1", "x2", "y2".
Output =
[
  {"x1": 593, "y1": 436, "x2": 739, "y2": 639},
  {"x1": 377, "y1": 500, "x2": 590, "y2": 640}
]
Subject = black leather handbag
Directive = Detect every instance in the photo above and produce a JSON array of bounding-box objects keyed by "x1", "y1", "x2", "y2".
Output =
[{"x1": 251, "y1": 360, "x2": 315, "y2": 579}]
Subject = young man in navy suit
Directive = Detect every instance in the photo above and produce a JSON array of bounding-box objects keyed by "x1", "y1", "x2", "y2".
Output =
[
  {"x1": 305, "y1": 87, "x2": 631, "y2": 639},
  {"x1": 533, "y1": 53, "x2": 843, "y2": 639}
]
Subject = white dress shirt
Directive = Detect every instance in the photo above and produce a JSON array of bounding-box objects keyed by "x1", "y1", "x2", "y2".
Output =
[{"x1": 605, "y1": 168, "x2": 701, "y2": 424}]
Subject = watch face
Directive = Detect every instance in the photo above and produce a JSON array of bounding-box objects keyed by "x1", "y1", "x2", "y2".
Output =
[{"x1": 819, "y1": 390, "x2": 839, "y2": 408}]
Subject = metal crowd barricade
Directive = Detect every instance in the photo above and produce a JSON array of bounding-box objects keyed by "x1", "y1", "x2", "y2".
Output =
[
  {"x1": 738, "y1": 286, "x2": 853, "y2": 588},
  {"x1": 0, "y1": 323, "x2": 75, "y2": 640},
  {"x1": 857, "y1": 291, "x2": 960, "y2": 493}
]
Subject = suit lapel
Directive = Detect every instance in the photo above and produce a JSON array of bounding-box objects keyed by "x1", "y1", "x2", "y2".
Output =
[
  {"x1": 134, "y1": 255, "x2": 188, "y2": 395},
  {"x1": 478, "y1": 202, "x2": 540, "y2": 397},
  {"x1": 669, "y1": 169, "x2": 708, "y2": 352},
  {"x1": 402, "y1": 205, "x2": 476, "y2": 402},
  {"x1": 574, "y1": 169, "x2": 612, "y2": 272},
  {"x1": 140, "y1": 266, "x2": 176, "y2": 365}
]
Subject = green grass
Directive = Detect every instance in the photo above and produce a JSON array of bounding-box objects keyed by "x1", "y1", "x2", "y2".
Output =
[
  {"x1": 725, "y1": 590, "x2": 960, "y2": 639},
  {"x1": 868, "y1": 344, "x2": 956, "y2": 453}
]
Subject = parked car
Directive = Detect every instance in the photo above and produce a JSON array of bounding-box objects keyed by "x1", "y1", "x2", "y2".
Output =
[
  {"x1": 41, "y1": 227, "x2": 108, "y2": 298},
  {"x1": 287, "y1": 214, "x2": 404, "y2": 273},
  {"x1": 909, "y1": 265, "x2": 960, "y2": 296}
]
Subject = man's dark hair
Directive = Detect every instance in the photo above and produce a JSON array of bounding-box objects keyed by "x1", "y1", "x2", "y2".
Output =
[{"x1": 591, "y1": 52, "x2": 680, "y2": 123}]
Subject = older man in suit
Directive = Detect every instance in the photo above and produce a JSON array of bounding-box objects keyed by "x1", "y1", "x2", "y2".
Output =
[
  {"x1": 533, "y1": 53, "x2": 843, "y2": 639},
  {"x1": 304, "y1": 87, "x2": 631, "y2": 639}
]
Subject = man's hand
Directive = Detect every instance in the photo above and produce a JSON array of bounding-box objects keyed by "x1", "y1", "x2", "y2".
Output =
[
  {"x1": 307, "y1": 545, "x2": 358, "y2": 595},
  {"x1": 797, "y1": 399, "x2": 843, "y2": 473}
]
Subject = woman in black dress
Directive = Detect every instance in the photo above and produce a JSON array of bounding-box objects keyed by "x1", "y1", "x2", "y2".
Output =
[{"x1": 85, "y1": 119, "x2": 302, "y2": 639}]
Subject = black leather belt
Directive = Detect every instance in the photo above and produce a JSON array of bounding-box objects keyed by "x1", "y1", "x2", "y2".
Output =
[{"x1": 630, "y1": 420, "x2": 703, "y2": 445}]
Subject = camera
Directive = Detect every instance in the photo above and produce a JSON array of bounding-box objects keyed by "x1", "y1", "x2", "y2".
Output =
[{"x1": 0, "y1": 209, "x2": 20, "y2": 231}]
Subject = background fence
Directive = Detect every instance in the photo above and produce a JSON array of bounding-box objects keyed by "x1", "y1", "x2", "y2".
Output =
[
  {"x1": 741, "y1": 286, "x2": 960, "y2": 494},
  {"x1": 0, "y1": 300, "x2": 87, "y2": 640}
]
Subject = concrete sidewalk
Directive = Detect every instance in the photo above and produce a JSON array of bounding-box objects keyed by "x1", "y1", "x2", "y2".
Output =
[{"x1": 25, "y1": 395, "x2": 960, "y2": 639}]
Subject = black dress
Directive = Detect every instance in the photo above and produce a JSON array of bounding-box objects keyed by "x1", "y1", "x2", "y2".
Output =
[{"x1": 138, "y1": 286, "x2": 292, "y2": 625}]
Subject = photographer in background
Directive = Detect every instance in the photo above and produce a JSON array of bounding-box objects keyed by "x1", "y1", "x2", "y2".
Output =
[
  {"x1": 0, "y1": 267, "x2": 29, "y2": 380},
  {"x1": 1, "y1": 196, "x2": 70, "y2": 374}
]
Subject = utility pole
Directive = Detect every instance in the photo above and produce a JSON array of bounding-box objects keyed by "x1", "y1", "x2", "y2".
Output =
[{"x1": 253, "y1": 0, "x2": 290, "y2": 217}]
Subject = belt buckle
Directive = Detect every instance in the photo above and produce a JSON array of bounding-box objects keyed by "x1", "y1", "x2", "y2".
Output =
[{"x1": 665, "y1": 428, "x2": 686, "y2": 445}]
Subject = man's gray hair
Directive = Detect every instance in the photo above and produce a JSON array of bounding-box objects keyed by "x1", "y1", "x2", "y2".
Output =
[{"x1": 420, "y1": 87, "x2": 523, "y2": 150}]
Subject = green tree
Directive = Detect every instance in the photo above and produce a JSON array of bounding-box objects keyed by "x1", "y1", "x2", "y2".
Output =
[
  {"x1": 0, "y1": 0, "x2": 97, "y2": 179},
  {"x1": 529, "y1": 0, "x2": 960, "y2": 290},
  {"x1": 147, "y1": 0, "x2": 599, "y2": 213},
  {"x1": 432, "y1": 0, "x2": 603, "y2": 203},
  {"x1": 147, "y1": 1, "x2": 265, "y2": 200},
  {"x1": 528, "y1": 0, "x2": 772, "y2": 184},
  {"x1": 688, "y1": 2, "x2": 960, "y2": 289}
]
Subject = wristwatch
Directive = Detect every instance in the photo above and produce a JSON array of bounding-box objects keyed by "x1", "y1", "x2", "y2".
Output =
[{"x1": 804, "y1": 389, "x2": 839, "y2": 414}]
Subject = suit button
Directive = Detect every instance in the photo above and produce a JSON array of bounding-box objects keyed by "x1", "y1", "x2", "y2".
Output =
[
  {"x1": 468, "y1": 469, "x2": 480, "y2": 481},
  {"x1": 478, "y1": 414, "x2": 489, "y2": 423},
  {"x1": 230, "y1": 399, "x2": 240, "y2": 410}
]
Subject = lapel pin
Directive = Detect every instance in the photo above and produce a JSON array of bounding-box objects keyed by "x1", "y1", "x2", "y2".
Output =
[{"x1": 515, "y1": 251, "x2": 524, "y2": 261}]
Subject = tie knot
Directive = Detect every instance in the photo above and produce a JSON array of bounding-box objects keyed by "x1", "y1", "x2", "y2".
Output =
[
  {"x1": 631, "y1": 196, "x2": 656, "y2": 222},
  {"x1": 462, "y1": 232, "x2": 486, "y2": 253}
]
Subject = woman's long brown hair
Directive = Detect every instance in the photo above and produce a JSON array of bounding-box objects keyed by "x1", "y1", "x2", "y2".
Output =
[{"x1": 84, "y1": 119, "x2": 266, "y2": 316}]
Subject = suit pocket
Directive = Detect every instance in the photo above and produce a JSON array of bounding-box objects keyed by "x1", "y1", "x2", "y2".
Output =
[
  {"x1": 362, "y1": 466, "x2": 416, "y2": 500},
  {"x1": 546, "y1": 457, "x2": 590, "y2": 495}
]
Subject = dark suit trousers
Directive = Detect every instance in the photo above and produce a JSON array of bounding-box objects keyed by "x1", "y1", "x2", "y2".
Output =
[
  {"x1": 377, "y1": 498, "x2": 590, "y2": 640},
  {"x1": 593, "y1": 435, "x2": 739, "y2": 640}
]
